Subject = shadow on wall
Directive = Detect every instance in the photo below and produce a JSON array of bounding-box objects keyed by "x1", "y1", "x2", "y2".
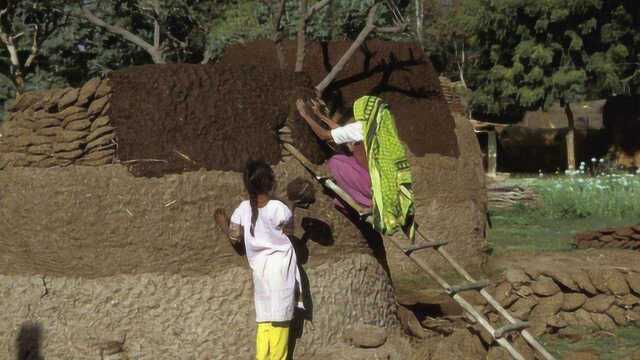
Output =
[
  {"x1": 319, "y1": 41, "x2": 460, "y2": 159},
  {"x1": 16, "y1": 321, "x2": 43, "y2": 360}
]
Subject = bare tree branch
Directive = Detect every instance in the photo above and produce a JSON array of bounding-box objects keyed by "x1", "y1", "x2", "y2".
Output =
[
  {"x1": 315, "y1": 3, "x2": 381, "y2": 94},
  {"x1": 80, "y1": 5, "x2": 165, "y2": 64},
  {"x1": 294, "y1": 0, "x2": 308, "y2": 73},
  {"x1": 24, "y1": 25, "x2": 39, "y2": 69},
  {"x1": 295, "y1": 0, "x2": 332, "y2": 72},
  {"x1": 271, "y1": 0, "x2": 287, "y2": 69},
  {"x1": 307, "y1": 0, "x2": 331, "y2": 19}
]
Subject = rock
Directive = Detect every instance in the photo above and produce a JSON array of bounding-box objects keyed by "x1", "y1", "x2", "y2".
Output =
[
  {"x1": 510, "y1": 298, "x2": 538, "y2": 321},
  {"x1": 586, "y1": 269, "x2": 611, "y2": 294},
  {"x1": 531, "y1": 276, "x2": 561, "y2": 297},
  {"x1": 543, "y1": 270, "x2": 580, "y2": 292},
  {"x1": 606, "y1": 305, "x2": 627, "y2": 326},
  {"x1": 547, "y1": 314, "x2": 568, "y2": 329},
  {"x1": 529, "y1": 292, "x2": 564, "y2": 336},
  {"x1": 583, "y1": 294, "x2": 615, "y2": 313},
  {"x1": 514, "y1": 285, "x2": 533, "y2": 298},
  {"x1": 431, "y1": 329, "x2": 486, "y2": 360},
  {"x1": 88, "y1": 95, "x2": 111, "y2": 116},
  {"x1": 421, "y1": 317, "x2": 454, "y2": 336},
  {"x1": 486, "y1": 347, "x2": 510, "y2": 360},
  {"x1": 58, "y1": 88, "x2": 79, "y2": 109},
  {"x1": 617, "y1": 294, "x2": 640, "y2": 308},
  {"x1": 627, "y1": 309, "x2": 640, "y2": 324},
  {"x1": 493, "y1": 281, "x2": 513, "y2": 305},
  {"x1": 590, "y1": 312, "x2": 616, "y2": 331},
  {"x1": 462, "y1": 290, "x2": 488, "y2": 307},
  {"x1": 91, "y1": 116, "x2": 111, "y2": 132},
  {"x1": 573, "y1": 309, "x2": 596, "y2": 327},
  {"x1": 606, "y1": 270, "x2": 630, "y2": 296},
  {"x1": 559, "y1": 312, "x2": 579, "y2": 327},
  {"x1": 626, "y1": 272, "x2": 640, "y2": 295},
  {"x1": 345, "y1": 325, "x2": 387, "y2": 348},
  {"x1": 572, "y1": 270, "x2": 598, "y2": 295},
  {"x1": 561, "y1": 293, "x2": 587, "y2": 311},
  {"x1": 505, "y1": 269, "x2": 530, "y2": 285},
  {"x1": 77, "y1": 77, "x2": 101, "y2": 105},
  {"x1": 397, "y1": 305, "x2": 426, "y2": 339}
]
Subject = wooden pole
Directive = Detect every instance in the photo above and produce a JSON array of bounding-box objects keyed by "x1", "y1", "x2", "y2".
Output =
[
  {"x1": 564, "y1": 103, "x2": 576, "y2": 171},
  {"x1": 487, "y1": 130, "x2": 497, "y2": 177}
]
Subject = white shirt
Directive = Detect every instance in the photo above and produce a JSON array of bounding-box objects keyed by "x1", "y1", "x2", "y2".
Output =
[
  {"x1": 331, "y1": 122, "x2": 363, "y2": 144},
  {"x1": 231, "y1": 200, "x2": 301, "y2": 322}
]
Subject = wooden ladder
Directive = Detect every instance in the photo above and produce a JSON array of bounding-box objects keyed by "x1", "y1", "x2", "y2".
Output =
[{"x1": 283, "y1": 143, "x2": 556, "y2": 360}]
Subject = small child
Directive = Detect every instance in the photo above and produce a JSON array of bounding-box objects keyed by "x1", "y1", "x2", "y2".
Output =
[{"x1": 215, "y1": 160, "x2": 301, "y2": 360}]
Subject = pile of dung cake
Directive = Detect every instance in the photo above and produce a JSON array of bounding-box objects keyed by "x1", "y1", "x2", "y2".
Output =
[{"x1": 0, "y1": 78, "x2": 114, "y2": 169}]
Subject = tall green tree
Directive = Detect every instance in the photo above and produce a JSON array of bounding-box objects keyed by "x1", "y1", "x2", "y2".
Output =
[{"x1": 465, "y1": 0, "x2": 640, "y2": 169}]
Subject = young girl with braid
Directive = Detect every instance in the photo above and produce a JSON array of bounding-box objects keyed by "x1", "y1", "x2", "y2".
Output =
[{"x1": 214, "y1": 160, "x2": 302, "y2": 360}]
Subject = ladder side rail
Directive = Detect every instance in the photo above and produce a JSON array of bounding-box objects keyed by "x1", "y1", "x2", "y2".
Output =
[
  {"x1": 414, "y1": 228, "x2": 556, "y2": 360},
  {"x1": 384, "y1": 235, "x2": 526, "y2": 360}
]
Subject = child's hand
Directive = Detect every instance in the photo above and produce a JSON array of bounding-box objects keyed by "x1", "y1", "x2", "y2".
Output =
[{"x1": 214, "y1": 208, "x2": 229, "y2": 227}]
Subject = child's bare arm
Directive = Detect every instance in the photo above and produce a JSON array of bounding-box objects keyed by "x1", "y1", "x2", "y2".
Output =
[{"x1": 214, "y1": 208, "x2": 243, "y2": 246}]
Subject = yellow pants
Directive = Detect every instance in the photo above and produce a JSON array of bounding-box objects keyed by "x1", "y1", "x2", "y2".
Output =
[{"x1": 256, "y1": 322, "x2": 289, "y2": 360}]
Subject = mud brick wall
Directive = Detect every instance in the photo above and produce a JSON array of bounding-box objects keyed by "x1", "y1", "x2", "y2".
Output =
[
  {"x1": 576, "y1": 225, "x2": 640, "y2": 250},
  {"x1": 484, "y1": 266, "x2": 640, "y2": 338},
  {"x1": 0, "y1": 78, "x2": 114, "y2": 169}
]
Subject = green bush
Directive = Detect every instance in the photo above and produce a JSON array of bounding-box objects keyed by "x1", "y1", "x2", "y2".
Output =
[{"x1": 532, "y1": 168, "x2": 640, "y2": 219}]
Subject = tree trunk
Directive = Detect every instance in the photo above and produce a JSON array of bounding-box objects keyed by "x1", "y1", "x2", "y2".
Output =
[
  {"x1": 295, "y1": 0, "x2": 308, "y2": 73},
  {"x1": 564, "y1": 103, "x2": 576, "y2": 170},
  {"x1": 315, "y1": 4, "x2": 380, "y2": 94},
  {"x1": 415, "y1": 0, "x2": 424, "y2": 49},
  {"x1": 271, "y1": 0, "x2": 287, "y2": 70}
]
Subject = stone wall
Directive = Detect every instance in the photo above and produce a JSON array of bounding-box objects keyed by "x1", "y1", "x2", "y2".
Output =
[
  {"x1": 0, "y1": 78, "x2": 114, "y2": 169},
  {"x1": 485, "y1": 266, "x2": 640, "y2": 338}
]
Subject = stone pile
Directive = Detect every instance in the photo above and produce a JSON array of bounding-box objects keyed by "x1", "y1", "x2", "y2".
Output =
[
  {"x1": 484, "y1": 267, "x2": 640, "y2": 338},
  {"x1": 0, "y1": 78, "x2": 114, "y2": 169},
  {"x1": 575, "y1": 226, "x2": 640, "y2": 250}
]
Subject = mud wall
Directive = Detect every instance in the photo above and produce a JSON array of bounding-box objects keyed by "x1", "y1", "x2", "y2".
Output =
[
  {"x1": 224, "y1": 40, "x2": 488, "y2": 279},
  {"x1": 0, "y1": 78, "x2": 114, "y2": 169},
  {"x1": 0, "y1": 255, "x2": 395, "y2": 359},
  {"x1": 0, "y1": 162, "x2": 397, "y2": 359}
]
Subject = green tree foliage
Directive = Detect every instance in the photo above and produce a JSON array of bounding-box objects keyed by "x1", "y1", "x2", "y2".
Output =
[
  {"x1": 464, "y1": 0, "x2": 640, "y2": 115},
  {"x1": 0, "y1": 0, "x2": 69, "y2": 96}
]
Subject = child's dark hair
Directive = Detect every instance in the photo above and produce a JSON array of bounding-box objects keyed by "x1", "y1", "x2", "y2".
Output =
[{"x1": 243, "y1": 160, "x2": 275, "y2": 236}]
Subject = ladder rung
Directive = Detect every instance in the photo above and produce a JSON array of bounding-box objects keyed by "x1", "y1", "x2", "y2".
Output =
[
  {"x1": 403, "y1": 241, "x2": 448, "y2": 254},
  {"x1": 446, "y1": 279, "x2": 490, "y2": 295},
  {"x1": 495, "y1": 321, "x2": 530, "y2": 338}
]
